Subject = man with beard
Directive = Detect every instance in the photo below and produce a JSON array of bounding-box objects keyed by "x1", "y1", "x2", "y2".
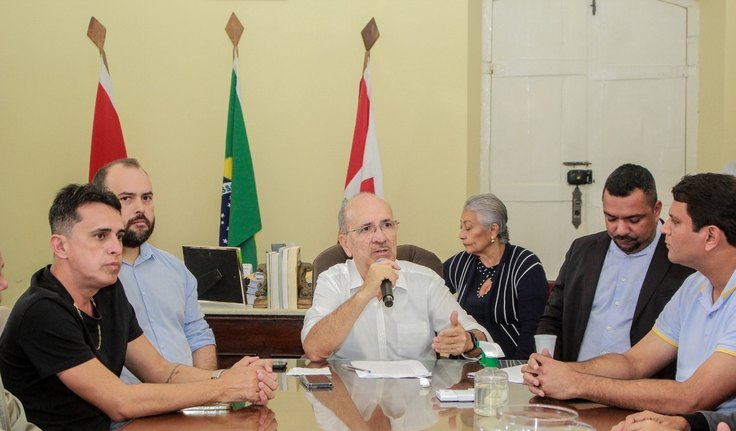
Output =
[
  {"x1": 92, "y1": 158, "x2": 217, "y2": 384},
  {"x1": 536, "y1": 164, "x2": 693, "y2": 374},
  {"x1": 524, "y1": 173, "x2": 736, "y2": 414},
  {"x1": 0, "y1": 184, "x2": 276, "y2": 430}
]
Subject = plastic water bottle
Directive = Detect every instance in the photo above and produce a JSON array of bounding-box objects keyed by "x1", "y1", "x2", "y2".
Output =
[{"x1": 474, "y1": 342, "x2": 508, "y2": 417}]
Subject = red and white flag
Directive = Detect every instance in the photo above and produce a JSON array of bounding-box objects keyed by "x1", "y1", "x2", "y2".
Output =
[
  {"x1": 88, "y1": 54, "x2": 126, "y2": 182},
  {"x1": 344, "y1": 63, "x2": 383, "y2": 199}
]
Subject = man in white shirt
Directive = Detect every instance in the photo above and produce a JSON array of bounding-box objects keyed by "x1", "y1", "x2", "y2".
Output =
[{"x1": 301, "y1": 192, "x2": 490, "y2": 361}]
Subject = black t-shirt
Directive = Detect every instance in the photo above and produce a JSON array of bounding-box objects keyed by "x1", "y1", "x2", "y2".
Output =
[{"x1": 0, "y1": 266, "x2": 143, "y2": 431}]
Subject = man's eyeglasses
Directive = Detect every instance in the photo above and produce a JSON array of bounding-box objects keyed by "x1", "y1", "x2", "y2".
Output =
[{"x1": 344, "y1": 220, "x2": 400, "y2": 237}]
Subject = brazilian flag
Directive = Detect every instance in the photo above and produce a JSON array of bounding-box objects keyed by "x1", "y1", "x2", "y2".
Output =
[{"x1": 220, "y1": 52, "x2": 261, "y2": 268}]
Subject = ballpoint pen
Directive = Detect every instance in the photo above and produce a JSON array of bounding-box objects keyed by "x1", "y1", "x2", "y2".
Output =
[{"x1": 341, "y1": 364, "x2": 372, "y2": 374}]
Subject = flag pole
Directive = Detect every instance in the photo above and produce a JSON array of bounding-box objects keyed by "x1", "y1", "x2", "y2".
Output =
[{"x1": 220, "y1": 13, "x2": 263, "y2": 303}]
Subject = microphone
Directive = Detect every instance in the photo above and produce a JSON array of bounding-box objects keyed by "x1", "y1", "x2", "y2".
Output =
[
  {"x1": 381, "y1": 279, "x2": 394, "y2": 308},
  {"x1": 376, "y1": 258, "x2": 394, "y2": 307}
]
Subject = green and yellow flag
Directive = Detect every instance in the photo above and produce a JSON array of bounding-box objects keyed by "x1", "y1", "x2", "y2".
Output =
[{"x1": 220, "y1": 50, "x2": 261, "y2": 268}]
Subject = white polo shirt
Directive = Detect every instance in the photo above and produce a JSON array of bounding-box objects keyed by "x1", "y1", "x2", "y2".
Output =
[{"x1": 653, "y1": 269, "x2": 736, "y2": 411}]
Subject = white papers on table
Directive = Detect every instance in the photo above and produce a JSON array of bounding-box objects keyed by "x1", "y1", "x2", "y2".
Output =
[
  {"x1": 503, "y1": 364, "x2": 524, "y2": 383},
  {"x1": 286, "y1": 367, "x2": 332, "y2": 376},
  {"x1": 350, "y1": 360, "x2": 431, "y2": 379}
]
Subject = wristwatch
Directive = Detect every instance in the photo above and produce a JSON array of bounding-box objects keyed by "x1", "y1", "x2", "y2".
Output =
[
  {"x1": 464, "y1": 331, "x2": 478, "y2": 354},
  {"x1": 211, "y1": 369, "x2": 226, "y2": 380}
]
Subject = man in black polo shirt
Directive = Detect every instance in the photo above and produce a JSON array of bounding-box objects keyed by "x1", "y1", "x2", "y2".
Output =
[{"x1": 0, "y1": 184, "x2": 277, "y2": 431}]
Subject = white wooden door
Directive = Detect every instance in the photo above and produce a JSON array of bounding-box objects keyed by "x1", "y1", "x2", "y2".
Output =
[{"x1": 481, "y1": 0, "x2": 698, "y2": 278}]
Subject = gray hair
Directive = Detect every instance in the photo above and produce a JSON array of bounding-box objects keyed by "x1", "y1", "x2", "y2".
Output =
[
  {"x1": 338, "y1": 198, "x2": 349, "y2": 234},
  {"x1": 338, "y1": 193, "x2": 392, "y2": 234},
  {"x1": 463, "y1": 193, "x2": 510, "y2": 244}
]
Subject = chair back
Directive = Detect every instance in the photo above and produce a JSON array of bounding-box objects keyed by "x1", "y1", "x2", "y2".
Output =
[{"x1": 312, "y1": 244, "x2": 443, "y2": 287}]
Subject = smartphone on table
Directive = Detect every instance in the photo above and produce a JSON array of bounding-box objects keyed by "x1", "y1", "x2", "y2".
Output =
[
  {"x1": 299, "y1": 374, "x2": 333, "y2": 390},
  {"x1": 272, "y1": 359, "x2": 288, "y2": 371}
]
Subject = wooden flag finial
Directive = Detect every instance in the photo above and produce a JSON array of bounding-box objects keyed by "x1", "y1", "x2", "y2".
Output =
[
  {"x1": 88, "y1": 17, "x2": 109, "y2": 69},
  {"x1": 87, "y1": 17, "x2": 106, "y2": 52},
  {"x1": 226, "y1": 13, "x2": 245, "y2": 48},
  {"x1": 361, "y1": 18, "x2": 380, "y2": 52}
]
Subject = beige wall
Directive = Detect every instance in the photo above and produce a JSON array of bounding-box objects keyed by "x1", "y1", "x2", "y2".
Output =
[
  {"x1": 698, "y1": 0, "x2": 736, "y2": 172},
  {"x1": 0, "y1": 1, "x2": 733, "y2": 307},
  {"x1": 0, "y1": 1, "x2": 473, "y2": 306}
]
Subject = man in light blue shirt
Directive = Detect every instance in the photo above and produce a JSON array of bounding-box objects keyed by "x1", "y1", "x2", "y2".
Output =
[
  {"x1": 576, "y1": 222, "x2": 662, "y2": 360},
  {"x1": 93, "y1": 158, "x2": 217, "y2": 383},
  {"x1": 524, "y1": 173, "x2": 736, "y2": 414},
  {"x1": 538, "y1": 164, "x2": 693, "y2": 373}
]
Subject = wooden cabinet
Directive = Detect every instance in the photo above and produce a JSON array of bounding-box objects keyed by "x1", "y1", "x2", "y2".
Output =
[{"x1": 204, "y1": 311, "x2": 305, "y2": 368}]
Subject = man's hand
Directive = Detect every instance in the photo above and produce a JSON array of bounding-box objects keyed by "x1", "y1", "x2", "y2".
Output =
[
  {"x1": 432, "y1": 310, "x2": 470, "y2": 356},
  {"x1": 522, "y1": 352, "x2": 546, "y2": 397},
  {"x1": 227, "y1": 357, "x2": 278, "y2": 404},
  {"x1": 611, "y1": 410, "x2": 690, "y2": 431},
  {"x1": 521, "y1": 353, "x2": 578, "y2": 399},
  {"x1": 360, "y1": 259, "x2": 399, "y2": 302}
]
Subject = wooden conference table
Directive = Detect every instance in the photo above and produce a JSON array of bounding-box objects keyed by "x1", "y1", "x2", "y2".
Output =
[{"x1": 123, "y1": 359, "x2": 632, "y2": 430}]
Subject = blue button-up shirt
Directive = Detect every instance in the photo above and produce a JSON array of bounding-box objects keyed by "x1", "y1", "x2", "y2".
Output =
[
  {"x1": 577, "y1": 222, "x2": 662, "y2": 361},
  {"x1": 118, "y1": 243, "x2": 215, "y2": 384}
]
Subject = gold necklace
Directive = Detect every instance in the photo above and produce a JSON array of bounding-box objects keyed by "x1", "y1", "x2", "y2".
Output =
[{"x1": 73, "y1": 298, "x2": 102, "y2": 351}]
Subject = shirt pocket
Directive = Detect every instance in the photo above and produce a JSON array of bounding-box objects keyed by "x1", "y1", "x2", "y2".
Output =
[{"x1": 396, "y1": 322, "x2": 432, "y2": 357}]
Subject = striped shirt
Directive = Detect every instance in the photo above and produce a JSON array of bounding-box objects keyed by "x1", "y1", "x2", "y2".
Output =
[{"x1": 443, "y1": 245, "x2": 548, "y2": 359}]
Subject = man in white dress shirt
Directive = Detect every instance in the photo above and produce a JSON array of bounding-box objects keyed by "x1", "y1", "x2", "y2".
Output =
[{"x1": 301, "y1": 193, "x2": 490, "y2": 361}]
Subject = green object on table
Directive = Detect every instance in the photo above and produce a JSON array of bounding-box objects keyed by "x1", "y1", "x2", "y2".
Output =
[{"x1": 231, "y1": 401, "x2": 251, "y2": 410}]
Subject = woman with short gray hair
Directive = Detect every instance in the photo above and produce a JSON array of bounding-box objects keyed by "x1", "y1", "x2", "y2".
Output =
[{"x1": 443, "y1": 193, "x2": 548, "y2": 359}]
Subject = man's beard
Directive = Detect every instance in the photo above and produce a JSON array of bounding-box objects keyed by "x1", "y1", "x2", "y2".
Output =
[
  {"x1": 123, "y1": 215, "x2": 155, "y2": 248},
  {"x1": 612, "y1": 235, "x2": 642, "y2": 254}
]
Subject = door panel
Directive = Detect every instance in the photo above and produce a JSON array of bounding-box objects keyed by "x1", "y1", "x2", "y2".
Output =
[{"x1": 486, "y1": 0, "x2": 697, "y2": 277}]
